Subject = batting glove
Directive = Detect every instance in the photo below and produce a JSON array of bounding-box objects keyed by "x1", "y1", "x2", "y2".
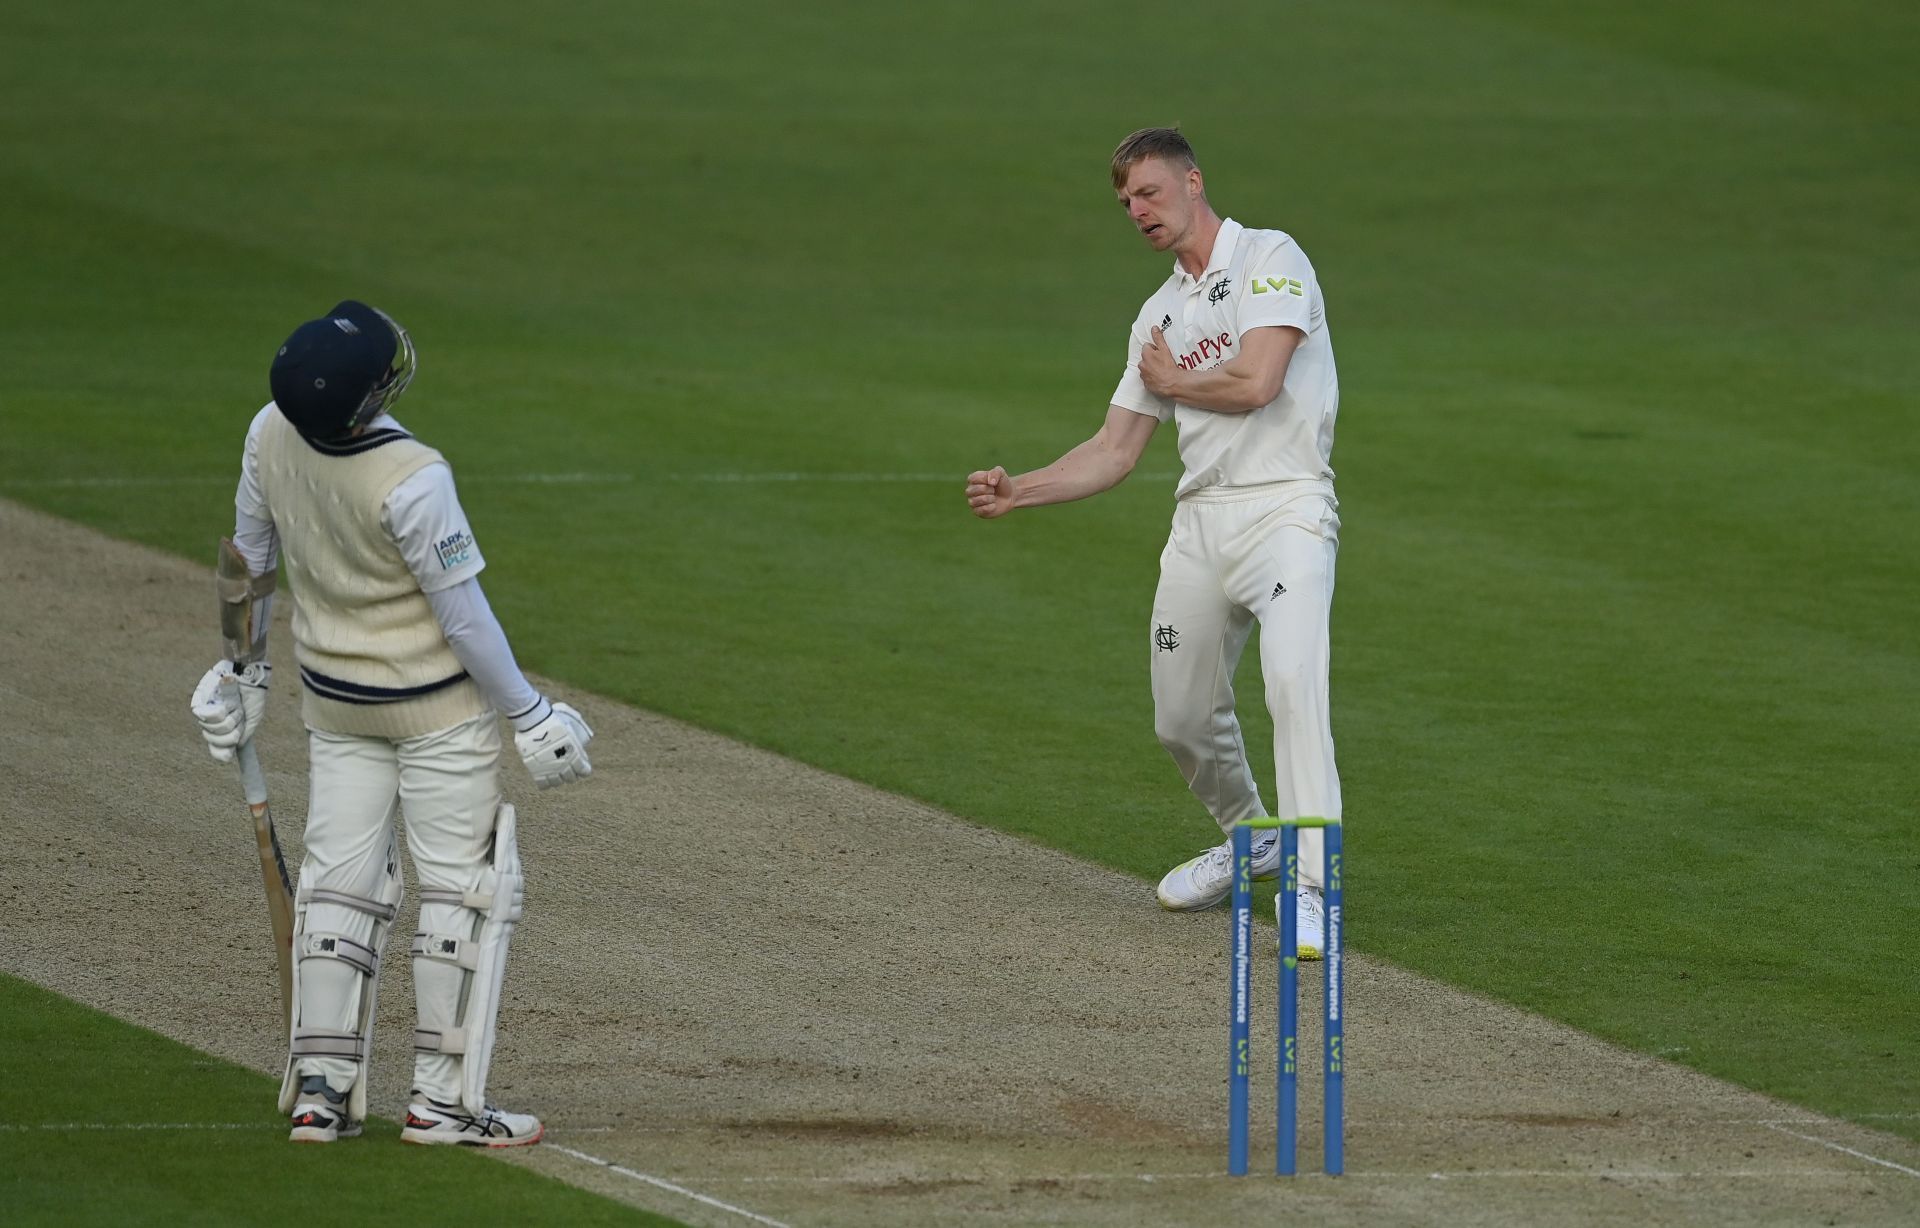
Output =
[
  {"x1": 514, "y1": 700, "x2": 594, "y2": 789},
  {"x1": 190, "y1": 659, "x2": 271, "y2": 763}
]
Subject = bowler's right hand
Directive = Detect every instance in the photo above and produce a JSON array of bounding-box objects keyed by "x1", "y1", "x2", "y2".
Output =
[{"x1": 965, "y1": 466, "x2": 1016, "y2": 519}]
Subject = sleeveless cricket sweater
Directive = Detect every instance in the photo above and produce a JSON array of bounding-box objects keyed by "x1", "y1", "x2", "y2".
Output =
[{"x1": 256, "y1": 408, "x2": 487, "y2": 739}]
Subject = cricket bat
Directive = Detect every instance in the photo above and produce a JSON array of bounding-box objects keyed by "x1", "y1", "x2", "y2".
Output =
[
  {"x1": 236, "y1": 739, "x2": 295, "y2": 1027},
  {"x1": 216, "y1": 537, "x2": 294, "y2": 1027}
]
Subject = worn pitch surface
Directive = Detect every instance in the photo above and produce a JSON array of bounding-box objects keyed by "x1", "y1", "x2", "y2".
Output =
[{"x1": 2, "y1": 498, "x2": 1915, "y2": 1227}]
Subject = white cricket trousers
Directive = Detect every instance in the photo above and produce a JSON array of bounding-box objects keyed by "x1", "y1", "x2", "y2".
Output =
[
  {"x1": 296, "y1": 711, "x2": 502, "y2": 1105},
  {"x1": 1150, "y1": 484, "x2": 1341, "y2": 888}
]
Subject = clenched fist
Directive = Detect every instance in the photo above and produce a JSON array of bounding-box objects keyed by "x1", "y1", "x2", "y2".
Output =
[{"x1": 965, "y1": 466, "x2": 1016, "y2": 519}]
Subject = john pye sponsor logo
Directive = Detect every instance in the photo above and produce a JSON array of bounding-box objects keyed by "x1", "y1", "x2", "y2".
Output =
[{"x1": 1175, "y1": 332, "x2": 1235, "y2": 371}]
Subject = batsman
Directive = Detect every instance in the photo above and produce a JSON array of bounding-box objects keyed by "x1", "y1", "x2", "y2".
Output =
[{"x1": 189, "y1": 300, "x2": 595, "y2": 1146}]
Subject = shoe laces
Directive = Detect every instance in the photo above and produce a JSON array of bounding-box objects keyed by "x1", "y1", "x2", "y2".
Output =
[{"x1": 1196, "y1": 842, "x2": 1234, "y2": 881}]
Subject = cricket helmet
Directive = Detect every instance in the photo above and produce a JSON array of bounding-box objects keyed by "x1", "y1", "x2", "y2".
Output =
[{"x1": 269, "y1": 300, "x2": 418, "y2": 441}]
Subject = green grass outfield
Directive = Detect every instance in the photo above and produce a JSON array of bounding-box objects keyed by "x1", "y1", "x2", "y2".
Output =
[
  {"x1": 2, "y1": 0, "x2": 1915, "y2": 1196},
  {"x1": 0, "y1": 975, "x2": 681, "y2": 1227}
]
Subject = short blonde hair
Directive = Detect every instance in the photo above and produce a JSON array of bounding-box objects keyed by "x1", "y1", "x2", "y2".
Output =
[{"x1": 1111, "y1": 127, "x2": 1197, "y2": 189}]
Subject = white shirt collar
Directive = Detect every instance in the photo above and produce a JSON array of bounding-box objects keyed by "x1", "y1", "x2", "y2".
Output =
[{"x1": 1175, "y1": 217, "x2": 1243, "y2": 286}]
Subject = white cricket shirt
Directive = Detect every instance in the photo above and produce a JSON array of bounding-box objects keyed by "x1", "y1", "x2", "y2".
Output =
[{"x1": 1110, "y1": 219, "x2": 1339, "y2": 500}]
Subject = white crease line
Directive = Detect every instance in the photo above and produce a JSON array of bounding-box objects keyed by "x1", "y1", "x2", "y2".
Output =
[
  {"x1": 472, "y1": 472, "x2": 1183, "y2": 485},
  {"x1": 648, "y1": 473, "x2": 947, "y2": 484},
  {"x1": 548, "y1": 1143, "x2": 794, "y2": 1228},
  {"x1": 1763, "y1": 1123, "x2": 1920, "y2": 1180},
  {"x1": 0, "y1": 1129, "x2": 1880, "y2": 1189},
  {"x1": 1, "y1": 471, "x2": 1181, "y2": 489},
  {"x1": 1283, "y1": 1115, "x2": 1904, "y2": 1129},
  {"x1": 716, "y1": 1172, "x2": 1214, "y2": 1185},
  {"x1": 2, "y1": 474, "x2": 629, "y2": 488},
  {"x1": 0, "y1": 1121, "x2": 276, "y2": 1132},
  {"x1": 1, "y1": 476, "x2": 230, "y2": 488},
  {"x1": 1419, "y1": 1168, "x2": 1867, "y2": 1182},
  {"x1": 618, "y1": 1168, "x2": 1879, "y2": 1186},
  {"x1": 467, "y1": 473, "x2": 634, "y2": 483}
]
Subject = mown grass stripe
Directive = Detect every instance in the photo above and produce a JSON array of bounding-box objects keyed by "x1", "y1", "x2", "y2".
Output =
[{"x1": 0, "y1": 974, "x2": 687, "y2": 1227}]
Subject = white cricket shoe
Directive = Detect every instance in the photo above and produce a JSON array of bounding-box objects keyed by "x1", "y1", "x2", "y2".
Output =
[
  {"x1": 402, "y1": 1096, "x2": 545, "y2": 1148},
  {"x1": 1155, "y1": 833, "x2": 1281, "y2": 911},
  {"x1": 288, "y1": 1078, "x2": 361, "y2": 1143},
  {"x1": 1292, "y1": 886, "x2": 1326, "y2": 962}
]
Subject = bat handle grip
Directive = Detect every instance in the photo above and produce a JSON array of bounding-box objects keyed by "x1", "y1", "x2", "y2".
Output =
[{"x1": 236, "y1": 741, "x2": 269, "y2": 808}]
